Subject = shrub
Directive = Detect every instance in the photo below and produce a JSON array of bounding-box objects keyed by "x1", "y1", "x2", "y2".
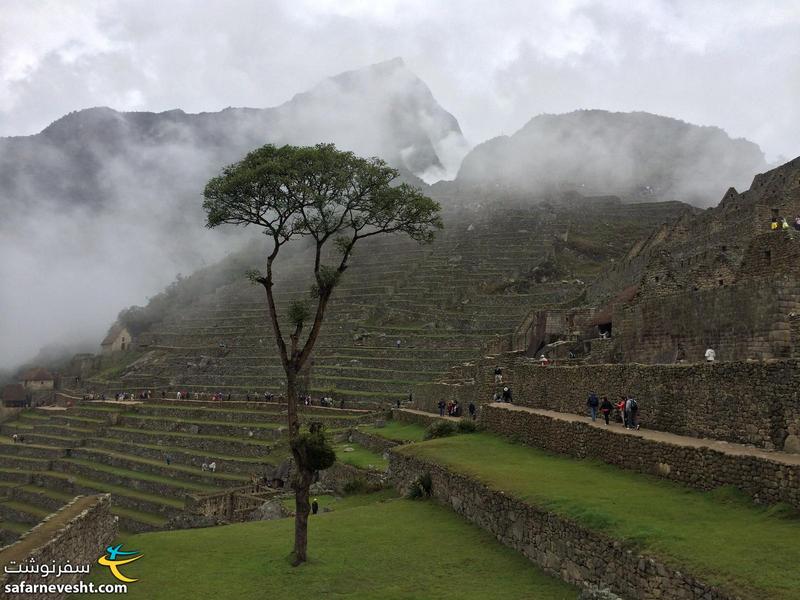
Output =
[
  {"x1": 456, "y1": 419, "x2": 477, "y2": 433},
  {"x1": 406, "y1": 472, "x2": 432, "y2": 500},
  {"x1": 423, "y1": 421, "x2": 456, "y2": 440},
  {"x1": 343, "y1": 478, "x2": 369, "y2": 494}
]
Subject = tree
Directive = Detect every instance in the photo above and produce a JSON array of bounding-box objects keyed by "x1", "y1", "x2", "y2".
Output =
[{"x1": 202, "y1": 143, "x2": 442, "y2": 564}]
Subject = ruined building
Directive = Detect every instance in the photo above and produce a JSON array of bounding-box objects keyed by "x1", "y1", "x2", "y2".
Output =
[{"x1": 590, "y1": 156, "x2": 800, "y2": 363}]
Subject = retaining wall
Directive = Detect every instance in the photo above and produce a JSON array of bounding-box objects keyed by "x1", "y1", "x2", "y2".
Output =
[
  {"x1": 389, "y1": 452, "x2": 734, "y2": 600},
  {"x1": 0, "y1": 494, "x2": 117, "y2": 600},
  {"x1": 482, "y1": 405, "x2": 800, "y2": 509}
]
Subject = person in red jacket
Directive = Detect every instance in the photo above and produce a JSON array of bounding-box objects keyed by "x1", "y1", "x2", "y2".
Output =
[{"x1": 615, "y1": 397, "x2": 627, "y2": 427}]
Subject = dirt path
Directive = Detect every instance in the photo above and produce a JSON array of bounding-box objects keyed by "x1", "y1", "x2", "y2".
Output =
[{"x1": 490, "y1": 402, "x2": 800, "y2": 466}]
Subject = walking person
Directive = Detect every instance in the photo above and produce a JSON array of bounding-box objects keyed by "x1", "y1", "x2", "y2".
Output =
[
  {"x1": 468, "y1": 401, "x2": 476, "y2": 421},
  {"x1": 311, "y1": 498, "x2": 319, "y2": 515},
  {"x1": 587, "y1": 391, "x2": 599, "y2": 422},
  {"x1": 628, "y1": 397, "x2": 640, "y2": 430},
  {"x1": 438, "y1": 399, "x2": 446, "y2": 417},
  {"x1": 600, "y1": 396, "x2": 613, "y2": 425}
]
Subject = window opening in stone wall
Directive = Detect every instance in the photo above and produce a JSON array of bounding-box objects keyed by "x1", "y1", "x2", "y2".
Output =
[{"x1": 765, "y1": 249, "x2": 771, "y2": 264}]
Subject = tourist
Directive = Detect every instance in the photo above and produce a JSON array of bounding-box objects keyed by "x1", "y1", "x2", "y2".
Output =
[
  {"x1": 438, "y1": 400, "x2": 446, "y2": 416},
  {"x1": 771, "y1": 217, "x2": 779, "y2": 231},
  {"x1": 446, "y1": 400, "x2": 454, "y2": 416},
  {"x1": 794, "y1": 216, "x2": 800, "y2": 231},
  {"x1": 501, "y1": 386, "x2": 513, "y2": 403},
  {"x1": 396, "y1": 339, "x2": 401, "y2": 349},
  {"x1": 587, "y1": 392, "x2": 599, "y2": 421},
  {"x1": 705, "y1": 347, "x2": 716, "y2": 363},
  {"x1": 494, "y1": 366, "x2": 503, "y2": 384},
  {"x1": 624, "y1": 397, "x2": 633, "y2": 429},
  {"x1": 616, "y1": 396, "x2": 627, "y2": 427},
  {"x1": 165, "y1": 454, "x2": 172, "y2": 466},
  {"x1": 453, "y1": 400, "x2": 461, "y2": 417},
  {"x1": 782, "y1": 217, "x2": 790, "y2": 230},
  {"x1": 11, "y1": 433, "x2": 17, "y2": 444},
  {"x1": 176, "y1": 391, "x2": 181, "y2": 400},
  {"x1": 600, "y1": 396, "x2": 613, "y2": 425},
  {"x1": 468, "y1": 401, "x2": 476, "y2": 420},
  {"x1": 209, "y1": 461, "x2": 217, "y2": 473},
  {"x1": 201, "y1": 462, "x2": 208, "y2": 472},
  {"x1": 311, "y1": 498, "x2": 319, "y2": 515},
  {"x1": 539, "y1": 354, "x2": 549, "y2": 366},
  {"x1": 396, "y1": 398, "x2": 401, "y2": 408},
  {"x1": 628, "y1": 397, "x2": 640, "y2": 430}
]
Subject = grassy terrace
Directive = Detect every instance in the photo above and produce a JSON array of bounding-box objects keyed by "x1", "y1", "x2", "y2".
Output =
[
  {"x1": 361, "y1": 421, "x2": 426, "y2": 443},
  {"x1": 107, "y1": 426, "x2": 278, "y2": 447},
  {"x1": 400, "y1": 433, "x2": 800, "y2": 600},
  {"x1": 332, "y1": 442, "x2": 387, "y2": 471},
  {"x1": 77, "y1": 498, "x2": 576, "y2": 600}
]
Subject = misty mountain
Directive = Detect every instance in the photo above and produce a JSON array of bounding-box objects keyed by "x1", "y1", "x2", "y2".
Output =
[
  {"x1": 454, "y1": 110, "x2": 767, "y2": 207},
  {"x1": 0, "y1": 58, "x2": 463, "y2": 369},
  {"x1": 0, "y1": 57, "x2": 464, "y2": 219}
]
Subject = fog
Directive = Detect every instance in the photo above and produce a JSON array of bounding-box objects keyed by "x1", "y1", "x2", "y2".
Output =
[
  {"x1": 0, "y1": 58, "x2": 462, "y2": 371},
  {"x1": 1, "y1": 0, "x2": 799, "y2": 372}
]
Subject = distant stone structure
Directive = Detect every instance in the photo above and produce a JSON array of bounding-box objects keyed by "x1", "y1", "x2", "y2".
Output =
[
  {"x1": 19, "y1": 367, "x2": 55, "y2": 391},
  {"x1": 1, "y1": 383, "x2": 28, "y2": 407},
  {"x1": 522, "y1": 157, "x2": 800, "y2": 363},
  {"x1": 100, "y1": 322, "x2": 133, "y2": 354}
]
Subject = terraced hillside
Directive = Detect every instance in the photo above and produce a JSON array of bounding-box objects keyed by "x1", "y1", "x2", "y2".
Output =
[
  {"x1": 0, "y1": 400, "x2": 372, "y2": 545},
  {"x1": 81, "y1": 195, "x2": 689, "y2": 407}
]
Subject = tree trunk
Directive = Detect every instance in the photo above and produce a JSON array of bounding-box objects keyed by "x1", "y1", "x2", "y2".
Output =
[
  {"x1": 285, "y1": 368, "x2": 312, "y2": 565},
  {"x1": 291, "y1": 463, "x2": 313, "y2": 565}
]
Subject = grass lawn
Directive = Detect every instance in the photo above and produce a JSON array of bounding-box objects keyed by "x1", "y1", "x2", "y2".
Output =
[
  {"x1": 361, "y1": 421, "x2": 426, "y2": 442},
  {"x1": 74, "y1": 499, "x2": 576, "y2": 600},
  {"x1": 400, "y1": 433, "x2": 800, "y2": 600},
  {"x1": 333, "y1": 441, "x2": 388, "y2": 470},
  {"x1": 280, "y1": 489, "x2": 399, "y2": 513}
]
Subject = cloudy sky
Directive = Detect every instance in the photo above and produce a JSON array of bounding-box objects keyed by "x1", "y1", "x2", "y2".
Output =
[{"x1": 2, "y1": 0, "x2": 799, "y2": 161}]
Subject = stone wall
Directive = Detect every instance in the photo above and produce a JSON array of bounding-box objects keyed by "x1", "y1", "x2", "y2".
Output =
[
  {"x1": 388, "y1": 451, "x2": 734, "y2": 600},
  {"x1": 0, "y1": 494, "x2": 117, "y2": 600},
  {"x1": 613, "y1": 278, "x2": 800, "y2": 364},
  {"x1": 318, "y1": 462, "x2": 386, "y2": 493},
  {"x1": 481, "y1": 405, "x2": 800, "y2": 509},
  {"x1": 446, "y1": 359, "x2": 800, "y2": 452},
  {"x1": 348, "y1": 429, "x2": 399, "y2": 454}
]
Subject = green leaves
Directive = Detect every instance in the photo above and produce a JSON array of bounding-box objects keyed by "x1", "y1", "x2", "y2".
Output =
[
  {"x1": 202, "y1": 143, "x2": 442, "y2": 249},
  {"x1": 287, "y1": 299, "x2": 311, "y2": 328}
]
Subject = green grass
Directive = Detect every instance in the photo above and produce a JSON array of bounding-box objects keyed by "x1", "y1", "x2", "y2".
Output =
[
  {"x1": 400, "y1": 433, "x2": 800, "y2": 600},
  {"x1": 41, "y1": 471, "x2": 184, "y2": 509},
  {"x1": 361, "y1": 421, "x2": 426, "y2": 442},
  {"x1": 75, "y1": 499, "x2": 576, "y2": 600},
  {"x1": 280, "y1": 489, "x2": 398, "y2": 512},
  {"x1": 332, "y1": 442, "x2": 387, "y2": 471},
  {"x1": 60, "y1": 459, "x2": 214, "y2": 492}
]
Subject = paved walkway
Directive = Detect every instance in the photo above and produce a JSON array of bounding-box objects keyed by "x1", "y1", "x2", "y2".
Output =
[{"x1": 489, "y1": 402, "x2": 800, "y2": 467}]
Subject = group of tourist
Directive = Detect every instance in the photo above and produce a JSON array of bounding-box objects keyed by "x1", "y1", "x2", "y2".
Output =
[
  {"x1": 493, "y1": 386, "x2": 513, "y2": 403},
  {"x1": 437, "y1": 399, "x2": 462, "y2": 417},
  {"x1": 770, "y1": 215, "x2": 800, "y2": 231},
  {"x1": 201, "y1": 460, "x2": 217, "y2": 472},
  {"x1": 587, "y1": 392, "x2": 640, "y2": 429}
]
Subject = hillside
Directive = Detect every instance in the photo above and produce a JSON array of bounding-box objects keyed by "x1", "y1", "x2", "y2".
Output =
[
  {"x1": 74, "y1": 195, "x2": 689, "y2": 407},
  {"x1": 454, "y1": 110, "x2": 767, "y2": 207},
  {"x1": 0, "y1": 58, "x2": 463, "y2": 369}
]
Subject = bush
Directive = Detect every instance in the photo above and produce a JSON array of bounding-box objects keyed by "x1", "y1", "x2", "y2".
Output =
[
  {"x1": 406, "y1": 472, "x2": 432, "y2": 500},
  {"x1": 423, "y1": 421, "x2": 456, "y2": 440},
  {"x1": 456, "y1": 419, "x2": 477, "y2": 433}
]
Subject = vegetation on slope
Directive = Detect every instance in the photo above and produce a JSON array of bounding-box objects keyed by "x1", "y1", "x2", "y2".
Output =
[
  {"x1": 400, "y1": 433, "x2": 800, "y2": 599},
  {"x1": 76, "y1": 498, "x2": 576, "y2": 600}
]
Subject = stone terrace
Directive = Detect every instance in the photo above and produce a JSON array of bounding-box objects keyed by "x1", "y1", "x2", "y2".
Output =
[
  {"x1": 85, "y1": 197, "x2": 688, "y2": 409},
  {"x1": 0, "y1": 399, "x2": 371, "y2": 544}
]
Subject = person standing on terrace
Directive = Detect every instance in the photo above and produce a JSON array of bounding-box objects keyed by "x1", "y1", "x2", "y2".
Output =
[
  {"x1": 494, "y1": 366, "x2": 503, "y2": 383},
  {"x1": 600, "y1": 396, "x2": 613, "y2": 425}
]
